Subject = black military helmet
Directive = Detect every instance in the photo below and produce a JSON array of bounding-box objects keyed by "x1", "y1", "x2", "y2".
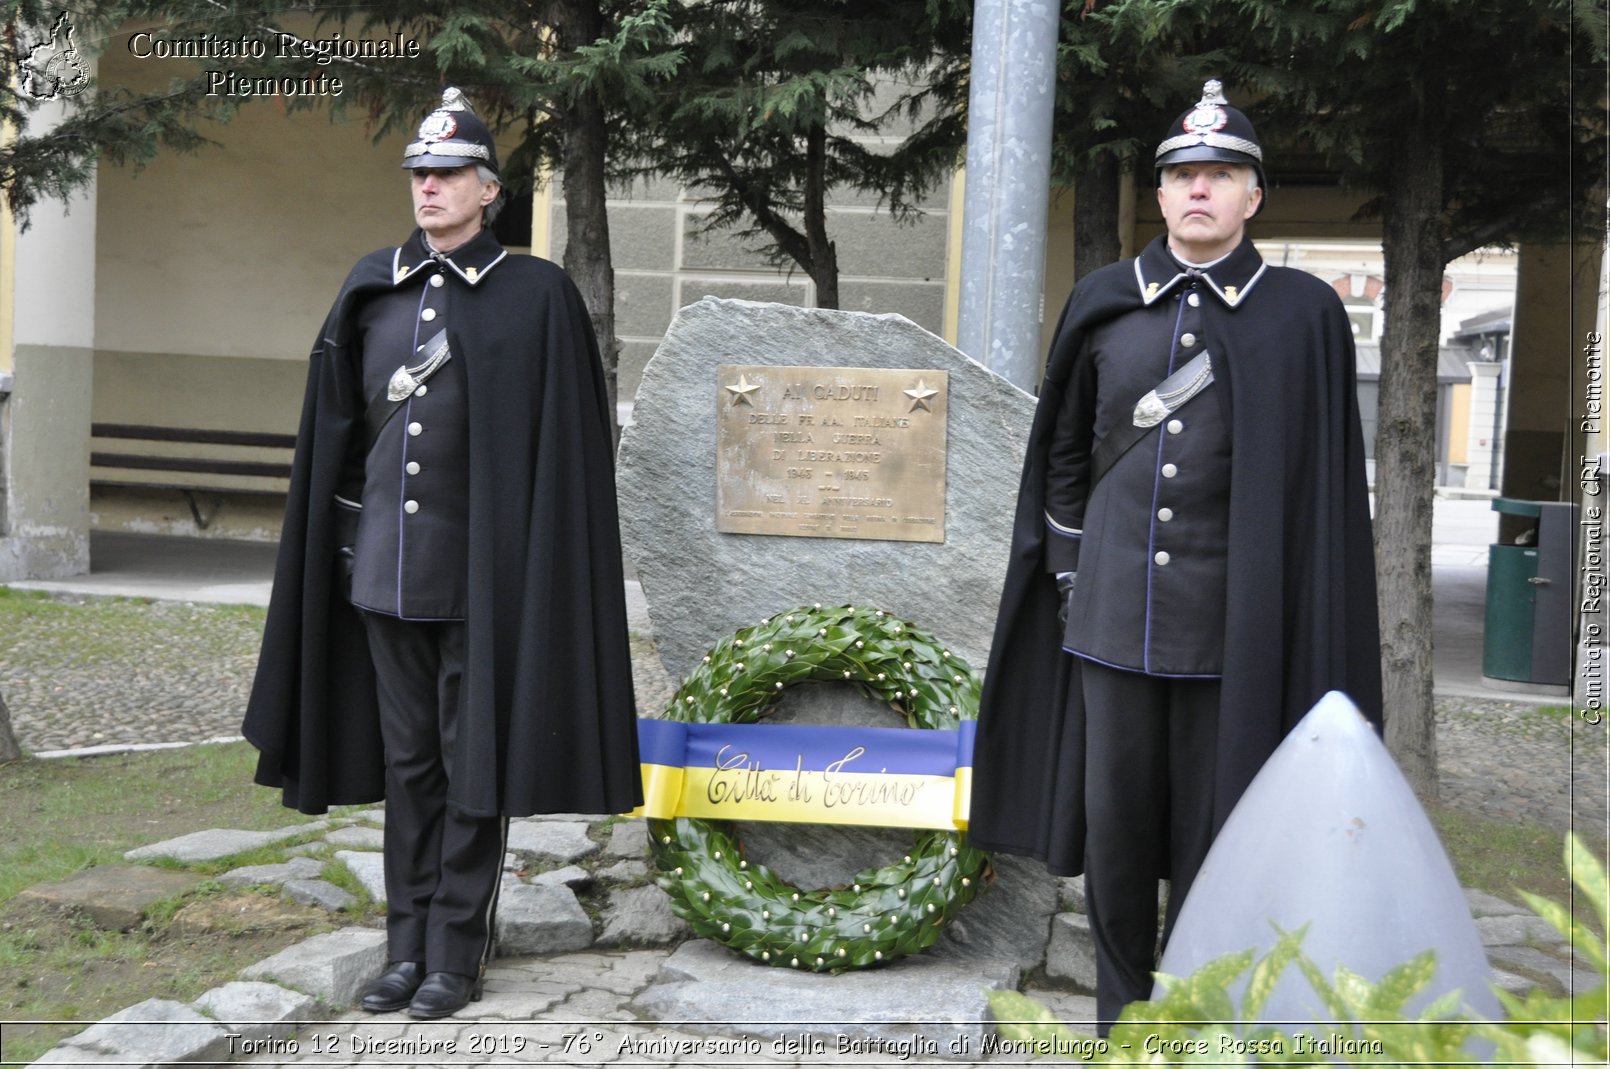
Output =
[
  {"x1": 1155, "y1": 79, "x2": 1265, "y2": 213},
  {"x1": 401, "y1": 87, "x2": 500, "y2": 176}
]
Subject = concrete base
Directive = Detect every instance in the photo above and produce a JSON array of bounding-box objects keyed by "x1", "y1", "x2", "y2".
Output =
[
  {"x1": 0, "y1": 345, "x2": 92, "y2": 580},
  {"x1": 1479, "y1": 675, "x2": 1571, "y2": 699}
]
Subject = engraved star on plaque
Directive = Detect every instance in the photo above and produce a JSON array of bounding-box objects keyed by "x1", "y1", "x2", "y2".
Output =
[
  {"x1": 725, "y1": 374, "x2": 762, "y2": 406},
  {"x1": 903, "y1": 380, "x2": 939, "y2": 413}
]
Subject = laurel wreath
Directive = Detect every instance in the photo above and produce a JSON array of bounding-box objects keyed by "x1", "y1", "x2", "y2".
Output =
[{"x1": 647, "y1": 603, "x2": 990, "y2": 971}]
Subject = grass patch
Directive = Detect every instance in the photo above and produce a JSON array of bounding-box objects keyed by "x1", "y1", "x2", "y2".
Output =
[
  {"x1": 0, "y1": 742, "x2": 302, "y2": 905},
  {"x1": 0, "y1": 742, "x2": 361, "y2": 1064},
  {"x1": 1428, "y1": 801, "x2": 1595, "y2": 929}
]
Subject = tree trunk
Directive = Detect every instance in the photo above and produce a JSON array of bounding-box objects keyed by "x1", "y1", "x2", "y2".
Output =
[
  {"x1": 802, "y1": 122, "x2": 839, "y2": 309},
  {"x1": 1071, "y1": 153, "x2": 1121, "y2": 284},
  {"x1": 1375, "y1": 124, "x2": 1444, "y2": 799},
  {"x1": 0, "y1": 690, "x2": 21, "y2": 763},
  {"x1": 552, "y1": 0, "x2": 621, "y2": 443}
]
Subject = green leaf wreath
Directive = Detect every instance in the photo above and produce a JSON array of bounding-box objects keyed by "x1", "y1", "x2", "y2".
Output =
[{"x1": 648, "y1": 603, "x2": 991, "y2": 971}]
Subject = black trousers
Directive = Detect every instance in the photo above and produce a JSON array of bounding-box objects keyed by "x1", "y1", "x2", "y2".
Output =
[
  {"x1": 1080, "y1": 659, "x2": 1221, "y2": 1031},
  {"x1": 362, "y1": 613, "x2": 506, "y2": 977}
]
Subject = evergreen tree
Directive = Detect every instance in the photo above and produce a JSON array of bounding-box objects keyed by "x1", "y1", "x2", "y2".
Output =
[
  {"x1": 633, "y1": 0, "x2": 969, "y2": 308},
  {"x1": 1, "y1": 0, "x2": 212, "y2": 223}
]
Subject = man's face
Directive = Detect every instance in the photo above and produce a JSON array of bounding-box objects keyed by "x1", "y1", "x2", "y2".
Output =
[
  {"x1": 411, "y1": 165, "x2": 498, "y2": 247},
  {"x1": 1157, "y1": 162, "x2": 1262, "y2": 262}
]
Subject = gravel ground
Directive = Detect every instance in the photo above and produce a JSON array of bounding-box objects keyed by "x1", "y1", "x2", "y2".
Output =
[{"x1": 1, "y1": 590, "x2": 1602, "y2": 833}]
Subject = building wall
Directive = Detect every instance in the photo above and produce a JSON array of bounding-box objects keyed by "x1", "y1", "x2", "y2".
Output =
[
  {"x1": 548, "y1": 172, "x2": 957, "y2": 408},
  {"x1": 85, "y1": 26, "x2": 462, "y2": 538}
]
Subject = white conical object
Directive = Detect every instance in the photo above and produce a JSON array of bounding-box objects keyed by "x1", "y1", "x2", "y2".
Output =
[{"x1": 1156, "y1": 691, "x2": 1501, "y2": 1025}]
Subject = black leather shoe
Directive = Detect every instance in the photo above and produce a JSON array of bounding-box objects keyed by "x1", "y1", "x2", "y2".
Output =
[
  {"x1": 359, "y1": 960, "x2": 426, "y2": 1013},
  {"x1": 408, "y1": 970, "x2": 482, "y2": 1019}
]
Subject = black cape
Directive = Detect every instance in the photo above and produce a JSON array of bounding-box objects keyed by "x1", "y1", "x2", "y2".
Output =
[
  {"x1": 242, "y1": 234, "x2": 643, "y2": 818},
  {"x1": 969, "y1": 237, "x2": 1382, "y2": 876}
]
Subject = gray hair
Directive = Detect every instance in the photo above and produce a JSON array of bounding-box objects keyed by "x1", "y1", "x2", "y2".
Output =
[{"x1": 475, "y1": 164, "x2": 505, "y2": 225}]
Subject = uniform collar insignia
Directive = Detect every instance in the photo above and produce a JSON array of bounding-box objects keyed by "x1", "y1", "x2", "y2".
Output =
[
  {"x1": 391, "y1": 229, "x2": 509, "y2": 288},
  {"x1": 1134, "y1": 236, "x2": 1267, "y2": 308}
]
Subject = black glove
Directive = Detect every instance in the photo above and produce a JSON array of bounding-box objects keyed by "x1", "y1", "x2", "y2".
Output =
[
  {"x1": 1056, "y1": 571, "x2": 1076, "y2": 626},
  {"x1": 336, "y1": 545, "x2": 356, "y2": 600}
]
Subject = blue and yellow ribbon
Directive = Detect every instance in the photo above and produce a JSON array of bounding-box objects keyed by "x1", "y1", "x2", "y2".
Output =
[{"x1": 634, "y1": 719, "x2": 975, "y2": 831}]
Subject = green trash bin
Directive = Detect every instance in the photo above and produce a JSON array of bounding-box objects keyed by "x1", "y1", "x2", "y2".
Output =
[{"x1": 1482, "y1": 498, "x2": 1576, "y2": 686}]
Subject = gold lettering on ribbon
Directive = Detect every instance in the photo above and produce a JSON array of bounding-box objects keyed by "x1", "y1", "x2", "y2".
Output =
[{"x1": 705, "y1": 746, "x2": 785, "y2": 805}]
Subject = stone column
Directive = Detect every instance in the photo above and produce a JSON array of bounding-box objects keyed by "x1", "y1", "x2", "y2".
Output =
[
  {"x1": 0, "y1": 77, "x2": 97, "y2": 580},
  {"x1": 954, "y1": 0, "x2": 1059, "y2": 391}
]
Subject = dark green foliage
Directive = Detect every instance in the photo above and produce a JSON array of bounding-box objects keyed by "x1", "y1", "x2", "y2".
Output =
[
  {"x1": 1052, "y1": 0, "x2": 1603, "y2": 253},
  {"x1": 1, "y1": 0, "x2": 215, "y2": 223},
  {"x1": 628, "y1": 0, "x2": 971, "y2": 305}
]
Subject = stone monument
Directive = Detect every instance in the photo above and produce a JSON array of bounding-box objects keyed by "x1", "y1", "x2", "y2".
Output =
[
  {"x1": 617, "y1": 298, "x2": 1057, "y2": 1045},
  {"x1": 619, "y1": 298, "x2": 1035, "y2": 683}
]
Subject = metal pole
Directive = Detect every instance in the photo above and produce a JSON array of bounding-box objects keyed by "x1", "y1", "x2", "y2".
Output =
[{"x1": 956, "y1": 0, "x2": 1059, "y2": 391}]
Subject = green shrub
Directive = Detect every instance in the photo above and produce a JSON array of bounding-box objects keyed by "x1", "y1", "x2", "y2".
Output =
[{"x1": 987, "y1": 833, "x2": 1607, "y2": 1064}]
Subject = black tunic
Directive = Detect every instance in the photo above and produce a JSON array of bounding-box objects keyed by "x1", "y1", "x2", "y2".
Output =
[
  {"x1": 242, "y1": 230, "x2": 643, "y2": 819},
  {"x1": 969, "y1": 235, "x2": 1382, "y2": 876},
  {"x1": 346, "y1": 231, "x2": 478, "y2": 620},
  {"x1": 1048, "y1": 240, "x2": 1243, "y2": 676}
]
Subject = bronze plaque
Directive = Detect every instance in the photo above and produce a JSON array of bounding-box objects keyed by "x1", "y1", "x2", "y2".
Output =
[{"x1": 716, "y1": 365, "x2": 947, "y2": 543}]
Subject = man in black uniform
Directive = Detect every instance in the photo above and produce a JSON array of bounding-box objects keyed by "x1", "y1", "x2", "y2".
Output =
[
  {"x1": 970, "y1": 81, "x2": 1382, "y2": 1030},
  {"x1": 243, "y1": 89, "x2": 642, "y2": 1020}
]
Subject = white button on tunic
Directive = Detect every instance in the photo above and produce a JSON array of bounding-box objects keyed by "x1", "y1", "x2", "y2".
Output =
[
  {"x1": 1167, "y1": 419, "x2": 1184, "y2": 434},
  {"x1": 421, "y1": 308, "x2": 437, "y2": 321},
  {"x1": 404, "y1": 499, "x2": 419, "y2": 514},
  {"x1": 1158, "y1": 507, "x2": 1174, "y2": 522},
  {"x1": 406, "y1": 461, "x2": 421, "y2": 475},
  {"x1": 1161, "y1": 463, "x2": 1178, "y2": 478},
  {"x1": 408, "y1": 421, "x2": 422, "y2": 436},
  {"x1": 429, "y1": 274, "x2": 444, "y2": 287},
  {"x1": 1179, "y1": 332, "x2": 1197, "y2": 347},
  {"x1": 1154, "y1": 551, "x2": 1171, "y2": 565}
]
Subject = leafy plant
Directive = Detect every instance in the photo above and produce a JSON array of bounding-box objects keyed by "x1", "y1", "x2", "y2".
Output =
[{"x1": 987, "y1": 833, "x2": 1607, "y2": 1064}]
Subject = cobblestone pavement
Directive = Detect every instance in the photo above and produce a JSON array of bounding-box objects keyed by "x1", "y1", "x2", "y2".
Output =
[
  {"x1": 1434, "y1": 695, "x2": 1607, "y2": 831},
  {"x1": 0, "y1": 591, "x2": 675, "y2": 757},
  {"x1": 0, "y1": 586, "x2": 1601, "y2": 832}
]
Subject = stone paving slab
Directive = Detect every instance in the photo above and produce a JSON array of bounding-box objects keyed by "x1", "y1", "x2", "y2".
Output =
[
  {"x1": 124, "y1": 827, "x2": 290, "y2": 863},
  {"x1": 283, "y1": 878, "x2": 358, "y2": 913},
  {"x1": 15, "y1": 864, "x2": 204, "y2": 931},
  {"x1": 507, "y1": 820, "x2": 600, "y2": 864},
  {"x1": 217, "y1": 856, "x2": 324, "y2": 889},
  {"x1": 240, "y1": 926, "x2": 388, "y2": 1005},
  {"x1": 497, "y1": 882, "x2": 595, "y2": 955},
  {"x1": 631, "y1": 940, "x2": 1021, "y2": 1059},
  {"x1": 192, "y1": 981, "x2": 317, "y2": 1044},
  {"x1": 334, "y1": 850, "x2": 388, "y2": 902},
  {"x1": 29, "y1": 998, "x2": 232, "y2": 1067},
  {"x1": 325, "y1": 825, "x2": 385, "y2": 850}
]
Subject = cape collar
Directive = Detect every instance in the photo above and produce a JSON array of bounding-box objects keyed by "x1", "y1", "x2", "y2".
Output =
[
  {"x1": 1134, "y1": 235, "x2": 1266, "y2": 309},
  {"x1": 391, "y1": 227, "x2": 508, "y2": 287}
]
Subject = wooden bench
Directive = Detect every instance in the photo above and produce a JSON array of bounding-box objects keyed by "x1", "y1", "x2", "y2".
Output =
[{"x1": 90, "y1": 422, "x2": 296, "y2": 528}]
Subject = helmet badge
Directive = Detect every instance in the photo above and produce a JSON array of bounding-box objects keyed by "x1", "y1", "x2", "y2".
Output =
[
  {"x1": 417, "y1": 111, "x2": 458, "y2": 142},
  {"x1": 1181, "y1": 79, "x2": 1230, "y2": 138}
]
